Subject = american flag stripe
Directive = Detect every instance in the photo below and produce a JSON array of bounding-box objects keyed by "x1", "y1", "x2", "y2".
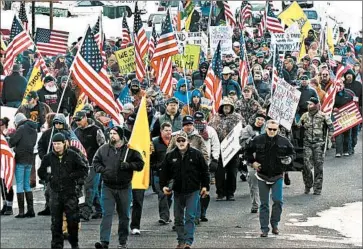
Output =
[
  {"x1": 239, "y1": 1, "x2": 252, "y2": 30},
  {"x1": 223, "y1": 1, "x2": 236, "y2": 28},
  {"x1": 239, "y1": 35, "x2": 248, "y2": 90},
  {"x1": 0, "y1": 135, "x2": 15, "y2": 190},
  {"x1": 121, "y1": 15, "x2": 131, "y2": 49},
  {"x1": 73, "y1": 57, "x2": 121, "y2": 122},
  {"x1": 134, "y1": 3, "x2": 148, "y2": 82},
  {"x1": 266, "y1": 3, "x2": 284, "y2": 33},
  {"x1": 333, "y1": 102, "x2": 362, "y2": 135},
  {"x1": 204, "y1": 42, "x2": 223, "y2": 113},
  {"x1": 19, "y1": 2, "x2": 28, "y2": 32},
  {"x1": 158, "y1": 57, "x2": 173, "y2": 97},
  {"x1": 3, "y1": 16, "x2": 33, "y2": 75},
  {"x1": 72, "y1": 27, "x2": 121, "y2": 125},
  {"x1": 35, "y1": 28, "x2": 69, "y2": 56},
  {"x1": 258, "y1": 8, "x2": 266, "y2": 37}
]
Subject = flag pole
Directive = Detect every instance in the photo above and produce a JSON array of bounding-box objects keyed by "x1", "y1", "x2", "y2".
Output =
[
  {"x1": 271, "y1": 43, "x2": 277, "y2": 93},
  {"x1": 170, "y1": 7, "x2": 191, "y2": 114},
  {"x1": 46, "y1": 25, "x2": 89, "y2": 154}
]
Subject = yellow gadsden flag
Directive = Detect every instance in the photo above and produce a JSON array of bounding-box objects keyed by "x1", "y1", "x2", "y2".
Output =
[
  {"x1": 74, "y1": 91, "x2": 88, "y2": 114},
  {"x1": 22, "y1": 60, "x2": 43, "y2": 104},
  {"x1": 130, "y1": 97, "x2": 151, "y2": 189},
  {"x1": 278, "y1": 1, "x2": 313, "y2": 61},
  {"x1": 327, "y1": 25, "x2": 335, "y2": 55}
]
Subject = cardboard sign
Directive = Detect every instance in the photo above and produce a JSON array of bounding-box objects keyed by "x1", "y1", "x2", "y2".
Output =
[
  {"x1": 115, "y1": 46, "x2": 136, "y2": 75},
  {"x1": 209, "y1": 26, "x2": 233, "y2": 56},
  {"x1": 220, "y1": 121, "x2": 243, "y2": 167},
  {"x1": 267, "y1": 79, "x2": 301, "y2": 131},
  {"x1": 271, "y1": 32, "x2": 301, "y2": 51},
  {"x1": 332, "y1": 102, "x2": 362, "y2": 137},
  {"x1": 172, "y1": 44, "x2": 201, "y2": 71}
]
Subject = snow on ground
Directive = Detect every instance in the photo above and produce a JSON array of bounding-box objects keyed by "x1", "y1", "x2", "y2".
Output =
[{"x1": 286, "y1": 202, "x2": 362, "y2": 247}]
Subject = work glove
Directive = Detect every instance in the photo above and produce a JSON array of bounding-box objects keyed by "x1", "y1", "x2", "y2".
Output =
[
  {"x1": 120, "y1": 162, "x2": 131, "y2": 170},
  {"x1": 281, "y1": 156, "x2": 292, "y2": 165}
]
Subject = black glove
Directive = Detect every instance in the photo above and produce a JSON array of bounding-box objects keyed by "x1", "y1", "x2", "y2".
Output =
[
  {"x1": 209, "y1": 159, "x2": 219, "y2": 173},
  {"x1": 120, "y1": 162, "x2": 131, "y2": 170}
]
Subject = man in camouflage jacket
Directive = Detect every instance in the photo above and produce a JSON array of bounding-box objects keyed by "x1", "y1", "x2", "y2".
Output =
[
  {"x1": 297, "y1": 97, "x2": 334, "y2": 195},
  {"x1": 209, "y1": 97, "x2": 244, "y2": 201}
]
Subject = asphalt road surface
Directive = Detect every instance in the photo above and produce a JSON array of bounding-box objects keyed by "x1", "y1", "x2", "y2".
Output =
[{"x1": 1, "y1": 137, "x2": 362, "y2": 248}]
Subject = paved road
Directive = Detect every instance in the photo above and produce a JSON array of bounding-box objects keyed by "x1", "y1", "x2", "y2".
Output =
[{"x1": 1, "y1": 137, "x2": 362, "y2": 248}]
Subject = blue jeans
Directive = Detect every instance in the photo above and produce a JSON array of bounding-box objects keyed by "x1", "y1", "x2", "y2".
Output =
[
  {"x1": 15, "y1": 164, "x2": 32, "y2": 193},
  {"x1": 153, "y1": 174, "x2": 173, "y2": 221},
  {"x1": 93, "y1": 173, "x2": 102, "y2": 213},
  {"x1": 258, "y1": 178, "x2": 283, "y2": 233},
  {"x1": 174, "y1": 190, "x2": 200, "y2": 246},
  {"x1": 100, "y1": 184, "x2": 132, "y2": 245}
]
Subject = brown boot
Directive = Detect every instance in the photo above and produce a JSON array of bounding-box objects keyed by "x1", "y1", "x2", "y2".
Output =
[
  {"x1": 15, "y1": 193, "x2": 25, "y2": 218},
  {"x1": 24, "y1": 192, "x2": 35, "y2": 218}
]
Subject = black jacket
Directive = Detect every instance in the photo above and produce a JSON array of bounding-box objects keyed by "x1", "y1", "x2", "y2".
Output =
[
  {"x1": 37, "y1": 87, "x2": 61, "y2": 112},
  {"x1": 38, "y1": 149, "x2": 88, "y2": 193},
  {"x1": 60, "y1": 86, "x2": 77, "y2": 116},
  {"x1": 1, "y1": 72, "x2": 27, "y2": 104},
  {"x1": 38, "y1": 127, "x2": 68, "y2": 160},
  {"x1": 150, "y1": 136, "x2": 169, "y2": 173},
  {"x1": 334, "y1": 89, "x2": 353, "y2": 108},
  {"x1": 93, "y1": 143, "x2": 144, "y2": 189},
  {"x1": 246, "y1": 134, "x2": 295, "y2": 181},
  {"x1": 160, "y1": 145, "x2": 210, "y2": 194},
  {"x1": 297, "y1": 85, "x2": 318, "y2": 115},
  {"x1": 344, "y1": 80, "x2": 362, "y2": 107},
  {"x1": 74, "y1": 122, "x2": 102, "y2": 163},
  {"x1": 8, "y1": 120, "x2": 37, "y2": 164}
]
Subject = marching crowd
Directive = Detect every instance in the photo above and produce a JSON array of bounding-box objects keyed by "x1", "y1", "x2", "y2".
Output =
[{"x1": 0, "y1": 16, "x2": 362, "y2": 249}]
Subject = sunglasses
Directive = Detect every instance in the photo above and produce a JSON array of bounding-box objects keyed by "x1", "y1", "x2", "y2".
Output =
[
  {"x1": 322, "y1": 74, "x2": 329, "y2": 76},
  {"x1": 267, "y1": 128, "x2": 277, "y2": 132},
  {"x1": 53, "y1": 122, "x2": 63, "y2": 125},
  {"x1": 176, "y1": 139, "x2": 186, "y2": 143}
]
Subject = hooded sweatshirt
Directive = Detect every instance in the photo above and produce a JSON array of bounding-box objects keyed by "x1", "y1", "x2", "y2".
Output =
[{"x1": 173, "y1": 78, "x2": 192, "y2": 106}]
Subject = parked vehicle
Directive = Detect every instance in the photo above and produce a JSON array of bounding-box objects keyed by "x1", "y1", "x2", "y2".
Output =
[{"x1": 282, "y1": 0, "x2": 313, "y2": 10}]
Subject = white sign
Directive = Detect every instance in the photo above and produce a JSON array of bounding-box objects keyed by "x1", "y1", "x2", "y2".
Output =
[
  {"x1": 209, "y1": 26, "x2": 233, "y2": 56},
  {"x1": 220, "y1": 121, "x2": 243, "y2": 167},
  {"x1": 267, "y1": 79, "x2": 301, "y2": 131},
  {"x1": 0, "y1": 106, "x2": 17, "y2": 129},
  {"x1": 271, "y1": 32, "x2": 301, "y2": 51}
]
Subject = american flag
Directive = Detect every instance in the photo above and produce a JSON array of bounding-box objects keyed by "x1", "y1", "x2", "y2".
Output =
[
  {"x1": 92, "y1": 16, "x2": 106, "y2": 65},
  {"x1": 223, "y1": 1, "x2": 236, "y2": 28},
  {"x1": 238, "y1": 1, "x2": 252, "y2": 30},
  {"x1": 121, "y1": 15, "x2": 131, "y2": 49},
  {"x1": 272, "y1": 45, "x2": 284, "y2": 90},
  {"x1": 332, "y1": 102, "x2": 362, "y2": 136},
  {"x1": 148, "y1": 25, "x2": 157, "y2": 60},
  {"x1": 36, "y1": 51, "x2": 50, "y2": 76},
  {"x1": 151, "y1": 9, "x2": 178, "y2": 63},
  {"x1": 71, "y1": 27, "x2": 122, "y2": 125},
  {"x1": 35, "y1": 28, "x2": 69, "y2": 57},
  {"x1": 204, "y1": 41, "x2": 223, "y2": 113},
  {"x1": 151, "y1": 9, "x2": 178, "y2": 97},
  {"x1": 69, "y1": 130, "x2": 87, "y2": 158},
  {"x1": 239, "y1": 35, "x2": 249, "y2": 90},
  {"x1": 258, "y1": 4, "x2": 266, "y2": 37},
  {"x1": 3, "y1": 16, "x2": 33, "y2": 75},
  {"x1": 134, "y1": 2, "x2": 148, "y2": 82},
  {"x1": 18, "y1": 1, "x2": 28, "y2": 32},
  {"x1": 321, "y1": 63, "x2": 352, "y2": 115},
  {"x1": 0, "y1": 135, "x2": 15, "y2": 190},
  {"x1": 266, "y1": 3, "x2": 284, "y2": 33}
]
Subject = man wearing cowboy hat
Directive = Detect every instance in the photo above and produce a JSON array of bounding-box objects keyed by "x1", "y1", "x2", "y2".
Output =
[
  {"x1": 221, "y1": 67, "x2": 242, "y2": 99},
  {"x1": 1, "y1": 64, "x2": 27, "y2": 108}
]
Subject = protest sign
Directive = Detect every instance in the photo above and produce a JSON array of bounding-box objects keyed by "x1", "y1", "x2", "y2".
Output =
[
  {"x1": 267, "y1": 79, "x2": 301, "y2": 130},
  {"x1": 271, "y1": 32, "x2": 301, "y2": 51},
  {"x1": 209, "y1": 26, "x2": 233, "y2": 55},
  {"x1": 115, "y1": 46, "x2": 136, "y2": 75},
  {"x1": 172, "y1": 44, "x2": 201, "y2": 71},
  {"x1": 220, "y1": 121, "x2": 243, "y2": 167},
  {"x1": 332, "y1": 102, "x2": 362, "y2": 137}
]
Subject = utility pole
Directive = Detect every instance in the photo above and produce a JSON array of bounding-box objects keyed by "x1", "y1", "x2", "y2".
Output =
[
  {"x1": 32, "y1": 1, "x2": 35, "y2": 39},
  {"x1": 49, "y1": 0, "x2": 53, "y2": 29}
]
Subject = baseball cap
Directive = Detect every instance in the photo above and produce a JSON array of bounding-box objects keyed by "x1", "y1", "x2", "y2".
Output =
[
  {"x1": 306, "y1": 97, "x2": 319, "y2": 105},
  {"x1": 182, "y1": 115, "x2": 194, "y2": 126},
  {"x1": 176, "y1": 131, "x2": 188, "y2": 140},
  {"x1": 193, "y1": 111, "x2": 205, "y2": 121},
  {"x1": 73, "y1": 111, "x2": 87, "y2": 121}
]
